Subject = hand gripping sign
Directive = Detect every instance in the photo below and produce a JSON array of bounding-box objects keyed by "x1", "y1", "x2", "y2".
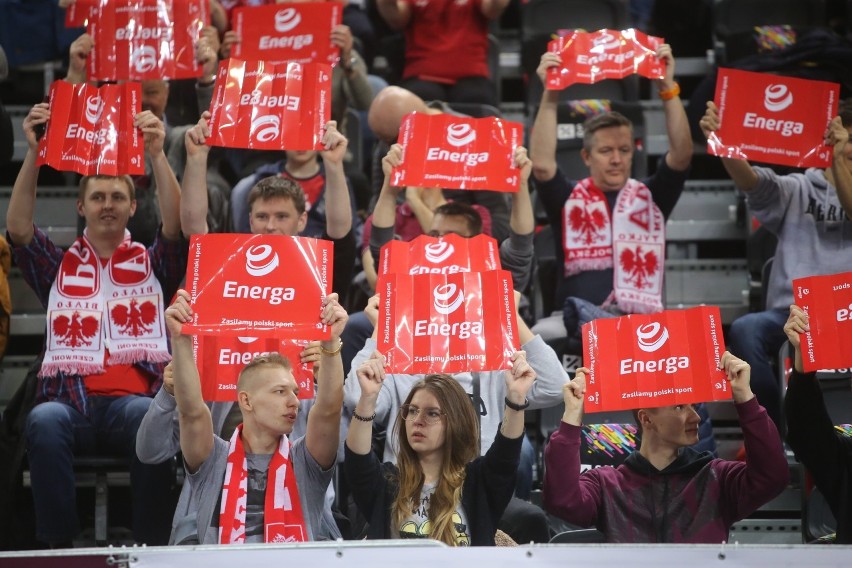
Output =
[
  {"x1": 206, "y1": 58, "x2": 332, "y2": 151},
  {"x1": 378, "y1": 270, "x2": 519, "y2": 374},
  {"x1": 183, "y1": 234, "x2": 332, "y2": 340},
  {"x1": 546, "y1": 29, "x2": 665, "y2": 90},
  {"x1": 582, "y1": 306, "x2": 728, "y2": 413},
  {"x1": 794, "y1": 272, "x2": 852, "y2": 372},
  {"x1": 391, "y1": 112, "x2": 524, "y2": 192},
  {"x1": 232, "y1": 3, "x2": 342, "y2": 66},
  {"x1": 37, "y1": 81, "x2": 143, "y2": 176},
  {"x1": 87, "y1": 0, "x2": 208, "y2": 81},
  {"x1": 708, "y1": 68, "x2": 840, "y2": 169},
  {"x1": 378, "y1": 233, "x2": 501, "y2": 278},
  {"x1": 194, "y1": 335, "x2": 315, "y2": 401}
]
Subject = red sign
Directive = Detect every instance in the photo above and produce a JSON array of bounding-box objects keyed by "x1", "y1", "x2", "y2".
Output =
[
  {"x1": 708, "y1": 68, "x2": 839, "y2": 168},
  {"x1": 546, "y1": 29, "x2": 665, "y2": 90},
  {"x1": 378, "y1": 270, "x2": 519, "y2": 374},
  {"x1": 36, "y1": 81, "x2": 143, "y2": 176},
  {"x1": 194, "y1": 335, "x2": 314, "y2": 401},
  {"x1": 206, "y1": 58, "x2": 332, "y2": 151},
  {"x1": 232, "y1": 3, "x2": 342, "y2": 66},
  {"x1": 794, "y1": 272, "x2": 852, "y2": 372},
  {"x1": 391, "y1": 113, "x2": 523, "y2": 192},
  {"x1": 582, "y1": 306, "x2": 728, "y2": 413},
  {"x1": 87, "y1": 0, "x2": 207, "y2": 81},
  {"x1": 183, "y1": 234, "x2": 332, "y2": 339},
  {"x1": 65, "y1": 0, "x2": 96, "y2": 27},
  {"x1": 378, "y1": 233, "x2": 501, "y2": 278}
]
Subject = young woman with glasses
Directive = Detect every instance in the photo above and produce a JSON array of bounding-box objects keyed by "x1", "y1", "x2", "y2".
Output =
[{"x1": 344, "y1": 351, "x2": 536, "y2": 545}]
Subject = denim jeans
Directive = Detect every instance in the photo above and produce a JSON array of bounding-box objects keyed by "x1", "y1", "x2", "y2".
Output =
[
  {"x1": 727, "y1": 308, "x2": 790, "y2": 428},
  {"x1": 25, "y1": 395, "x2": 174, "y2": 545}
]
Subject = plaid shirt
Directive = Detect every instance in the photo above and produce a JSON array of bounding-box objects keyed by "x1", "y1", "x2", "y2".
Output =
[{"x1": 9, "y1": 226, "x2": 189, "y2": 416}]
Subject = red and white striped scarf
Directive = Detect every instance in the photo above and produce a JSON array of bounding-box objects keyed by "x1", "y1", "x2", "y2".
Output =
[
  {"x1": 219, "y1": 424, "x2": 308, "y2": 544},
  {"x1": 562, "y1": 177, "x2": 664, "y2": 314},
  {"x1": 41, "y1": 229, "x2": 169, "y2": 377}
]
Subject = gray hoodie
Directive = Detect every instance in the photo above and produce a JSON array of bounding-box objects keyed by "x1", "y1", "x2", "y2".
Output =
[{"x1": 746, "y1": 166, "x2": 852, "y2": 310}]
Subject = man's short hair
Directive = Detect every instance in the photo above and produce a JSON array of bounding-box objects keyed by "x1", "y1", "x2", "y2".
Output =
[
  {"x1": 582, "y1": 111, "x2": 634, "y2": 152},
  {"x1": 247, "y1": 176, "x2": 307, "y2": 215},
  {"x1": 433, "y1": 202, "x2": 483, "y2": 236},
  {"x1": 78, "y1": 174, "x2": 136, "y2": 201},
  {"x1": 839, "y1": 98, "x2": 852, "y2": 129},
  {"x1": 237, "y1": 352, "x2": 293, "y2": 391}
]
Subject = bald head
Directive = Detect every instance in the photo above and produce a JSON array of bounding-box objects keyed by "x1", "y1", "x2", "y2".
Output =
[{"x1": 368, "y1": 86, "x2": 430, "y2": 144}]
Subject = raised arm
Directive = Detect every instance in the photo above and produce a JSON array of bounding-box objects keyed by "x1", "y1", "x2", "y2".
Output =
[
  {"x1": 500, "y1": 351, "x2": 536, "y2": 439},
  {"x1": 163, "y1": 289, "x2": 214, "y2": 474},
  {"x1": 542, "y1": 371, "x2": 604, "y2": 527},
  {"x1": 305, "y1": 293, "x2": 348, "y2": 469},
  {"x1": 375, "y1": 0, "x2": 412, "y2": 31},
  {"x1": 700, "y1": 101, "x2": 759, "y2": 191},
  {"x1": 654, "y1": 44, "x2": 692, "y2": 172},
  {"x1": 180, "y1": 112, "x2": 211, "y2": 237},
  {"x1": 331, "y1": 25, "x2": 374, "y2": 111},
  {"x1": 346, "y1": 351, "x2": 387, "y2": 455},
  {"x1": 510, "y1": 146, "x2": 535, "y2": 236},
  {"x1": 369, "y1": 144, "x2": 405, "y2": 272},
  {"x1": 137, "y1": 110, "x2": 182, "y2": 241},
  {"x1": 827, "y1": 116, "x2": 852, "y2": 218},
  {"x1": 319, "y1": 121, "x2": 352, "y2": 239},
  {"x1": 530, "y1": 52, "x2": 562, "y2": 183},
  {"x1": 6, "y1": 103, "x2": 49, "y2": 246}
]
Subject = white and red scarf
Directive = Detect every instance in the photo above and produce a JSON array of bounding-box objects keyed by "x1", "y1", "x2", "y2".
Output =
[
  {"x1": 562, "y1": 177, "x2": 665, "y2": 314},
  {"x1": 219, "y1": 425, "x2": 308, "y2": 544},
  {"x1": 41, "y1": 229, "x2": 169, "y2": 377}
]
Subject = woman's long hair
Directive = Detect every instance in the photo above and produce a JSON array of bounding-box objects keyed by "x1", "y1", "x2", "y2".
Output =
[{"x1": 391, "y1": 374, "x2": 480, "y2": 545}]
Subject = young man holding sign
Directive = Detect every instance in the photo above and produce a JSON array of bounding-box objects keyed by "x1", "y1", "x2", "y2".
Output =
[
  {"x1": 8, "y1": 101, "x2": 187, "y2": 547},
  {"x1": 700, "y1": 98, "x2": 852, "y2": 428},
  {"x1": 543, "y1": 352, "x2": 788, "y2": 543},
  {"x1": 162, "y1": 289, "x2": 348, "y2": 544}
]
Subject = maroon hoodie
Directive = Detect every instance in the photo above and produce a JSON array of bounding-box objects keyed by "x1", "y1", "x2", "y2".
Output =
[{"x1": 543, "y1": 398, "x2": 788, "y2": 543}]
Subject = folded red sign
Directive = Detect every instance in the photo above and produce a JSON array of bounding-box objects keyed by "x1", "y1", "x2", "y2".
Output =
[
  {"x1": 378, "y1": 270, "x2": 519, "y2": 374},
  {"x1": 708, "y1": 68, "x2": 839, "y2": 169},
  {"x1": 37, "y1": 81, "x2": 143, "y2": 176},
  {"x1": 206, "y1": 58, "x2": 331, "y2": 151},
  {"x1": 391, "y1": 112, "x2": 523, "y2": 192},
  {"x1": 378, "y1": 233, "x2": 501, "y2": 278},
  {"x1": 582, "y1": 306, "x2": 728, "y2": 413},
  {"x1": 183, "y1": 233, "x2": 332, "y2": 340},
  {"x1": 232, "y1": 3, "x2": 342, "y2": 66},
  {"x1": 546, "y1": 29, "x2": 665, "y2": 90},
  {"x1": 194, "y1": 335, "x2": 314, "y2": 401},
  {"x1": 87, "y1": 0, "x2": 207, "y2": 81},
  {"x1": 793, "y1": 271, "x2": 852, "y2": 372}
]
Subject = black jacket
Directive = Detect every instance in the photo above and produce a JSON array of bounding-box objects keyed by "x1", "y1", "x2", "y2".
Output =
[
  {"x1": 785, "y1": 369, "x2": 852, "y2": 543},
  {"x1": 344, "y1": 430, "x2": 521, "y2": 545}
]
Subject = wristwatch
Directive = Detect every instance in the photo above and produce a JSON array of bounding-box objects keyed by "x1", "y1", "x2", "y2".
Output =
[{"x1": 342, "y1": 56, "x2": 357, "y2": 73}]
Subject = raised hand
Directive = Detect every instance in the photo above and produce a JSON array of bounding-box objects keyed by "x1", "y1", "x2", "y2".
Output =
[
  {"x1": 23, "y1": 103, "x2": 50, "y2": 151},
  {"x1": 67, "y1": 33, "x2": 94, "y2": 84},
  {"x1": 514, "y1": 145, "x2": 532, "y2": 184},
  {"x1": 135, "y1": 110, "x2": 166, "y2": 156},
  {"x1": 699, "y1": 101, "x2": 721, "y2": 140},
  {"x1": 321, "y1": 292, "x2": 348, "y2": 341},
  {"x1": 721, "y1": 351, "x2": 754, "y2": 404},
  {"x1": 185, "y1": 111, "x2": 212, "y2": 158},
  {"x1": 536, "y1": 51, "x2": 562, "y2": 85},
  {"x1": 562, "y1": 369, "x2": 587, "y2": 426},
  {"x1": 356, "y1": 351, "x2": 386, "y2": 398},
  {"x1": 505, "y1": 350, "x2": 536, "y2": 405},
  {"x1": 319, "y1": 120, "x2": 348, "y2": 165},
  {"x1": 164, "y1": 289, "x2": 193, "y2": 338}
]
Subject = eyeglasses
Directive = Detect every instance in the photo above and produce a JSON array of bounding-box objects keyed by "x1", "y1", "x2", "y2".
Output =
[{"x1": 400, "y1": 404, "x2": 445, "y2": 424}]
